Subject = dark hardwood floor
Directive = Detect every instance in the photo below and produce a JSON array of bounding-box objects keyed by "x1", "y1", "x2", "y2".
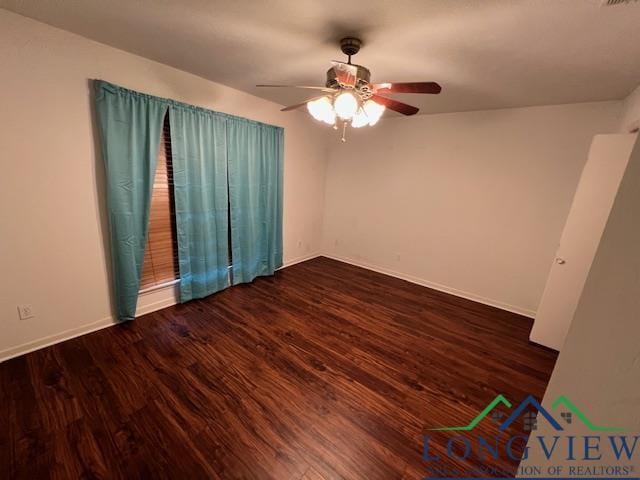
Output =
[{"x1": 0, "y1": 257, "x2": 557, "y2": 479}]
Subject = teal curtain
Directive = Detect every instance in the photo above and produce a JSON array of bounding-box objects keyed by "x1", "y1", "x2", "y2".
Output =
[
  {"x1": 169, "y1": 105, "x2": 231, "y2": 301},
  {"x1": 94, "y1": 80, "x2": 167, "y2": 320},
  {"x1": 227, "y1": 118, "x2": 284, "y2": 284},
  {"x1": 94, "y1": 80, "x2": 283, "y2": 315}
]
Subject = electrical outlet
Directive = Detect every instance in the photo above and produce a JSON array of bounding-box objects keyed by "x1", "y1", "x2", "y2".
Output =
[{"x1": 17, "y1": 304, "x2": 35, "y2": 320}]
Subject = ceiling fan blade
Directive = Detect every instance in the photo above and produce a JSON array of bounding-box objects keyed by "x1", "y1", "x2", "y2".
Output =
[
  {"x1": 256, "y1": 84, "x2": 336, "y2": 93},
  {"x1": 331, "y1": 61, "x2": 358, "y2": 87},
  {"x1": 371, "y1": 94, "x2": 419, "y2": 116},
  {"x1": 373, "y1": 82, "x2": 442, "y2": 94},
  {"x1": 280, "y1": 95, "x2": 329, "y2": 112}
]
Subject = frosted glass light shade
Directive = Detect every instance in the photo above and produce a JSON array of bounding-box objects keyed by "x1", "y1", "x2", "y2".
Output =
[
  {"x1": 363, "y1": 100, "x2": 385, "y2": 126},
  {"x1": 307, "y1": 97, "x2": 335, "y2": 125},
  {"x1": 334, "y1": 92, "x2": 359, "y2": 120},
  {"x1": 351, "y1": 108, "x2": 369, "y2": 128}
]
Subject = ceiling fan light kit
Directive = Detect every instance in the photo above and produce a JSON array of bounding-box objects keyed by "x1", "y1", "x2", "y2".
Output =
[{"x1": 258, "y1": 37, "x2": 442, "y2": 142}]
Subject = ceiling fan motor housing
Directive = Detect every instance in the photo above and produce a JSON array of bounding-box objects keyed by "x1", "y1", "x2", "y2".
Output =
[
  {"x1": 326, "y1": 65, "x2": 373, "y2": 97},
  {"x1": 326, "y1": 37, "x2": 373, "y2": 97}
]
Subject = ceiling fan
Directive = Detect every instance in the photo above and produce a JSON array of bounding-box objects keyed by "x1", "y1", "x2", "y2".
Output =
[{"x1": 257, "y1": 37, "x2": 442, "y2": 141}]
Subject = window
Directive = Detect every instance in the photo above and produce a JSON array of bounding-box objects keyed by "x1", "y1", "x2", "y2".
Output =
[
  {"x1": 523, "y1": 411, "x2": 538, "y2": 431},
  {"x1": 140, "y1": 115, "x2": 179, "y2": 290}
]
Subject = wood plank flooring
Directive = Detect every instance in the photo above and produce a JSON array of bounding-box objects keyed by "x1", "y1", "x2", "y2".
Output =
[{"x1": 0, "y1": 257, "x2": 557, "y2": 479}]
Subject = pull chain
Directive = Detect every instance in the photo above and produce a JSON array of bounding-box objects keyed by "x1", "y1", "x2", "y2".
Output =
[{"x1": 341, "y1": 121, "x2": 348, "y2": 143}]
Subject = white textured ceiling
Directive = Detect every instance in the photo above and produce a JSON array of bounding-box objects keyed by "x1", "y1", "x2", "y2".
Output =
[{"x1": 2, "y1": 0, "x2": 640, "y2": 114}]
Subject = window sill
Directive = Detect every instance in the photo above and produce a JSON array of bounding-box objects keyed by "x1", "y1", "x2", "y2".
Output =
[{"x1": 139, "y1": 278, "x2": 180, "y2": 295}]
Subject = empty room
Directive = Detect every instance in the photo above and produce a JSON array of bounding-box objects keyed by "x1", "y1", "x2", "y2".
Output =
[{"x1": 1, "y1": 1, "x2": 639, "y2": 479}]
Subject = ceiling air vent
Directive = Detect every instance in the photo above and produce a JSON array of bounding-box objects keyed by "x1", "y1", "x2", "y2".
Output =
[{"x1": 602, "y1": 0, "x2": 638, "y2": 5}]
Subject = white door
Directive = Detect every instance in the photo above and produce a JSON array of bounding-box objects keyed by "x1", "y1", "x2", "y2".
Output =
[{"x1": 530, "y1": 134, "x2": 638, "y2": 351}]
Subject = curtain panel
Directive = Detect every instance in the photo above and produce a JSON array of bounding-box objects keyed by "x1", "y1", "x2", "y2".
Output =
[
  {"x1": 94, "y1": 81, "x2": 168, "y2": 320},
  {"x1": 94, "y1": 80, "x2": 283, "y2": 319},
  {"x1": 169, "y1": 106, "x2": 230, "y2": 301},
  {"x1": 227, "y1": 118, "x2": 284, "y2": 284}
]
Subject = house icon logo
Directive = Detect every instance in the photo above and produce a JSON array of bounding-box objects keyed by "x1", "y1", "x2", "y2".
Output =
[{"x1": 429, "y1": 394, "x2": 623, "y2": 432}]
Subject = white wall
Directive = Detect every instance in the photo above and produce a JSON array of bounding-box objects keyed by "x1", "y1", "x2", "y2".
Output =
[
  {"x1": 322, "y1": 103, "x2": 621, "y2": 317},
  {"x1": 0, "y1": 10, "x2": 328, "y2": 360},
  {"x1": 0, "y1": 8, "x2": 630, "y2": 361},
  {"x1": 620, "y1": 84, "x2": 640, "y2": 133},
  {"x1": 522, "y1": 136, "x2": 640, "y2": 472}
]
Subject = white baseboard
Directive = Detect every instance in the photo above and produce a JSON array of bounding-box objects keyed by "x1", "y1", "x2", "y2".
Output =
[
  {"x1": 0, "y1": 251, "x2": 533, "y2": 363},
  {"x1": 0, "y1": 254, "x2": 323, "y2": 363},
  {"x1": 322, "y1": 253, "x2": 536, "y2": 319},
  {"x1": 0, "y1": 316, "x2": 118, "y2": 363},
  {"x1": 281, "y1": 252, "x2": 322, "y2": 268},
  {"x1": 137, "y1": 251, "x2": 535, "y2": 319},
  {"x1": 0, "y1": 282, "x2": 181, "y2": 363}
]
